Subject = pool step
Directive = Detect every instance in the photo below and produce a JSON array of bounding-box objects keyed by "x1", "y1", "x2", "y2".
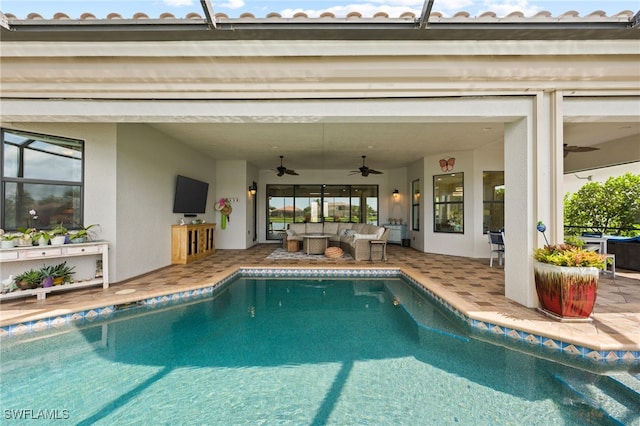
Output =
[
  {"x1": 552, "y1": 370, "x2": 640, "y2": 426},
  {"x1": 384, "y1": 281, "x2": 469, "y2": 342}
]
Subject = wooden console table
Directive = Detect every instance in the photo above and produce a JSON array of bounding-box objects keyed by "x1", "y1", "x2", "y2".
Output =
[
  {"x1": 171, "y1": 223, "x2": 216, "y2": 264},
  {"x1": 0, "y1": 241, "x2": 109, "y2": 301}
]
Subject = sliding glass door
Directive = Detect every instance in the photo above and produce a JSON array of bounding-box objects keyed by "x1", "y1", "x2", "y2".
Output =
[{"x1": 266, "y1": 184, "x2": 378, "y2": 240}]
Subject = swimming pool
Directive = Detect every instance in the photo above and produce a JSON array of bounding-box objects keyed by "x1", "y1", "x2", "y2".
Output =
[{"x1": 1, "y1": 276, "x2": 636, "y2": 425}]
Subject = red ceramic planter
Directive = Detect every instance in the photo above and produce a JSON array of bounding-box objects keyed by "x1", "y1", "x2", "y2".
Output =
[{"x1": 533, "y1": 262, "x2": 599, "y2": 319}]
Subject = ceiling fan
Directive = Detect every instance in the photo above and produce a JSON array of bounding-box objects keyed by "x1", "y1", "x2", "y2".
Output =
[
  {"x1": 275, "y1": 155, "x2": 298, "y2": 176},
  {"x1": 564, "y1": 144, "x2": 599, "y2": 158},
  {"x1": 350, "y1": 155, "x2": 383, "y2": 177}
]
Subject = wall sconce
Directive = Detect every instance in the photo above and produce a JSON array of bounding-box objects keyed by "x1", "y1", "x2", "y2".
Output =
[
  {"x1": 415, "y1": 190, "x2": 420, "y2": 199},
  {"x1": 249, "y1": 182, "x2": 257, "y2": 195},
  {"x1": 392, "y1": 189, "x2": 399, "y2": 199}
]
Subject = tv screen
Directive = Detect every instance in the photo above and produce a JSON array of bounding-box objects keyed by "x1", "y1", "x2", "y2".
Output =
[{"x1": 173, "y1": 175, "x2": 209, "y2": 214}]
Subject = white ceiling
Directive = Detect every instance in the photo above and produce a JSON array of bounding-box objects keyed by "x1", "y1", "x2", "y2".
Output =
[{"x1": 148, "y1": 121, "x2": 640, "y2": 172}]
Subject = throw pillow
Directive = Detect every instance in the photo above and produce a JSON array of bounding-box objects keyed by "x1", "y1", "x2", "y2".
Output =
[
  {"x1": 286, "y1": 230, "x2": 295, "y2": 237},
  {"x1": 354, "y1": 233, "x2": 378, "y2": 240}
]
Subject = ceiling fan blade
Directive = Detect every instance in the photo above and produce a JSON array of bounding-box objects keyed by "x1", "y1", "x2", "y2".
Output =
[
  {"x1": 566, "y1": 146, "x2": 599, "y2": 153},
  {"x1": 564, "y1": 144, "x2": 600, "y2": 153},
  {"x1": 368, "y1": 169, "x2": 383, "y2": 174},
  {"x1": 285, "y1": 169, "x2": 298, "y2": 175}
]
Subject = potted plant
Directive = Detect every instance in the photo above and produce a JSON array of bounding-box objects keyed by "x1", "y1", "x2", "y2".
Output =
[
  {"x1": 533, "y1": 222, "x2": 607, "y2": 320},
  {"x1": 39, "y1": 265, "x2": 55, "y2": 288},
  {"x1": 33, "y1": 229, "x2": 52, "y2": 246},
  {"x1": 50, "y1": 223, "x2": 68, "y2": 246},
  {"x1": 14, "y1": 268, "x2": 44, "y2": 290},
  {"x1": 50, "y1": 261, "x2": 75, "y2": 285},
  {"x1": 0, "y1": 230, "x2": 22, "y2": 249},
  {"x1": 68, "y1": 224, "x2": 98, "y2": 243}
]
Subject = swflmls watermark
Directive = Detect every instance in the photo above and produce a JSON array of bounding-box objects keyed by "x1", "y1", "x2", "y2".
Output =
[{"x1": 4, "y1": 409, "x2": 70, "y2": 420}]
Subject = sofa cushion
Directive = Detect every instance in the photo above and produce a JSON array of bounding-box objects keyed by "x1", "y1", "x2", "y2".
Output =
[
  {"x1": 289, "y1": 223, "x2": 306, "y2": 234},
  {"x1": 337, "y1": 223, "x2": 353, "y2": 232},
  {"x1": 323, "y1": 222, "x2": 339, "y2": 235},
  {"x1": 306, "y1": 223, "x2": 323, "y2": 234},
  {"x1": 351, "y1": 223, "x2": 367, "y2": 233},
  {"x1": 362, "y1": 224, "x2": 379, "y2": 234}
]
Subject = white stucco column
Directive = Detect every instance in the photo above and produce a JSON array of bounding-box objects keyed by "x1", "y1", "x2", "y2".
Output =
[
  {"x1": 504, "y1": 115, "x2": 538, "y2": 307},
  {"x1": 504, "y1": 93, "x2": 564, "y2": 308}
]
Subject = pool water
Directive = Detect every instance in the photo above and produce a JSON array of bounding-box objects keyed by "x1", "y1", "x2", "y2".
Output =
[{"x1": 0, "y1": 278, "x2": 622, "y2": 425}]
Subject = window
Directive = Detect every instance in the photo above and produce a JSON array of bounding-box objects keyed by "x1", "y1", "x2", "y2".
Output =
[
  {"x1": 411, "y1": 179, "x2": 420, "y2": 231},
  {"x1": 433, "y1": 173, "x2": 464, "y2": 233},
  {"x1": 266, "y1": 184, "x2": 378, "y2": 240},
  {"x1": 483, "y1": 171, "x2": 504, "y2": 233},
  {"x1": 1, "y1": 129, "x2": 84, "y2": 231}
]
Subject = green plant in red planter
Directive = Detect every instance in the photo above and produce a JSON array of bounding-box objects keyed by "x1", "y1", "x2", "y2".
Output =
[{"x1": 533, "y1": 222, "x2": 607, "y2": 320}]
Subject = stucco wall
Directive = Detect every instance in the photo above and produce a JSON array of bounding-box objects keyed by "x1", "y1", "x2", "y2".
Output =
[{"x1": 116, "y1": 124, "x2": 216, "y2": 281}]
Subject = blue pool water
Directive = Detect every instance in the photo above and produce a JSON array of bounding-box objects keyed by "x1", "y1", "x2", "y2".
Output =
[{"x1": 0, "y1": 277, "x2": 631, "y2": 425}]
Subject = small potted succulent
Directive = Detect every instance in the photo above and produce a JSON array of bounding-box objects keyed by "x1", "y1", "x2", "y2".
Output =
[
  {"x1": 533, "y1": 221, "x2": 607, "y2": 320},
  {"x1": 14, "y1": 268, "x2": 44, "y2": 290},
  {"x1": 50, "y1": 261, "x2": 75, "y2": 285},
  {"x1": 39, "y1": 265, "x2": 55, "y2": 288}
]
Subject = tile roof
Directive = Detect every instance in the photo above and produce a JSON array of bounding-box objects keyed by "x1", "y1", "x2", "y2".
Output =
[{"x1": 2, "y1": 9, "x2": 636, "y2": 22}]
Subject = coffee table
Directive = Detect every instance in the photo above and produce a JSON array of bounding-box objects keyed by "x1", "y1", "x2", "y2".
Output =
[{"x1": 302, "y1": 234, "x2": 330, "y2": 255}]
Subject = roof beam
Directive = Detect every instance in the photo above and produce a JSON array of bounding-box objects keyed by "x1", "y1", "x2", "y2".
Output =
[
  {"x1": 631, "y1": 9, "x2": 640, "y2": 28},
  {"x1": 200, "y1": 0, "x2": 217, "y2": 30},
  {"x1": 0, "y1": 12, "x2": 11, "y2": 30},
  {"x1": 417, "y1": 0, "x2": 435, "y2": 30}
]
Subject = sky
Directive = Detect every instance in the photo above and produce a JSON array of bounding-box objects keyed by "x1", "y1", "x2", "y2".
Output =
[{"x1": 0, "y1": 0, "x2": 638, "y2": 19}]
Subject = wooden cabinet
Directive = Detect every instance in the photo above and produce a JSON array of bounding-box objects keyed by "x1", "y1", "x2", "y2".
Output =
[
  {"x1": 0, "y1": 241, "x2": 109, "y2": 300},
  {"x1": 171, "y1": 223, "x2": 216, "y2": 264},
  {"x1": 384, "y1": 224, "x2": 407, "y2": 244}
]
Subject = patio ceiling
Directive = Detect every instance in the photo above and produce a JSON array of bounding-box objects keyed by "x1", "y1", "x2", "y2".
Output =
[{"x1": 147, "y1": 120, "x2": 640, "y2": 171}]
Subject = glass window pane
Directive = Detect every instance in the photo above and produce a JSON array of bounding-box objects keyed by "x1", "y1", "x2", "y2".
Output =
[
  {"x1": 322, "y1": 185, "x2": 350, "y2": 222},
  {"x1": 353, "y1": 185, "x2": 378, "y2": 225},
  {"x1": 295, "y1": 185, "x2": 322, "y2": 223},
  {"x1": 434, "y1": 173, "x2": 464, "y2": 201},
  {"x1": 3, "y1": 129, "x2": 83, "y2": 181},
  {"x1": 433, "y1": 173, "x2": 464, "y2": 233},
  {"x1": 3, "y1": 182, "x2": 81, "y2": 230},
  {"x1": 412, "y1": 179, "x2": 420, "y2": 231},
  {"x1": 434, "y1": 202, "x2": 464, "y2": 233},
  {"x1": 483, "y1": 171, "x2": 505, "y2": 233},
  {"x1": 267, "y1": 185, "x2": 294, "y2": 239},
  {"x1": 3, "y1": 129, "x2": 84, "y2": 231}
]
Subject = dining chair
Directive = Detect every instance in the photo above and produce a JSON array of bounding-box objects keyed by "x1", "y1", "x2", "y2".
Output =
[{"x1": 488, "y1": 231, "x2": 505, "y2": 267}]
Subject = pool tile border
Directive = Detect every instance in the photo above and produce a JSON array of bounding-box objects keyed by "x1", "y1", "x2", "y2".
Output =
[{"x1": 1, "y1": 267, "x2": 638, "y2": 365}]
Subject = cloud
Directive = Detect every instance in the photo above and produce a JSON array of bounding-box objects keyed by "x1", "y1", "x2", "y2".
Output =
[
  {"x1": 216, "y1": 0, "x2": 246, "y2": 10},
  {"x1": 163, "y1": 0, "x2": 195, "y2": 7},
  {"x1": 479, "y1": 0, "x2": 541, "y2": 16}
]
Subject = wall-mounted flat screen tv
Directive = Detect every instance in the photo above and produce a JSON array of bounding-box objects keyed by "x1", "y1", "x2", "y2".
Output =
[{"x1": 173, "y1": 175, "x2": 209, "y2": 215}]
